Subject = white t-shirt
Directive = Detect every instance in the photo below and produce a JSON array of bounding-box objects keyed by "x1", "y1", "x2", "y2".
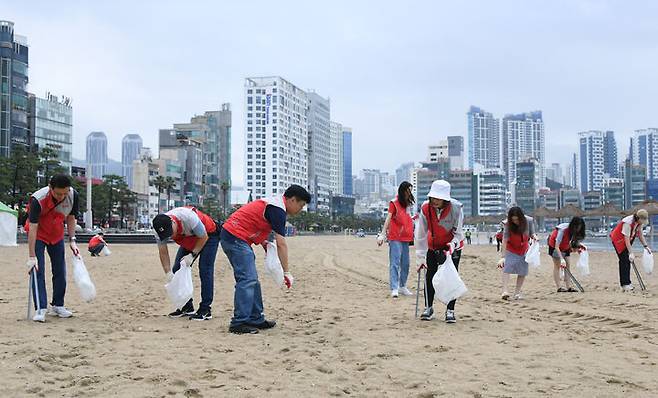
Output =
[
  {"x1": 154, "y1": 207, "x2": 205, "y2": 245},
  {"x1": 620, "y1": 215, "x2": 638, "y2": 237}
]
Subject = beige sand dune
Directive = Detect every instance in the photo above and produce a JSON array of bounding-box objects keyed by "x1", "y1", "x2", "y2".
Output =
[{"x1": 1, "y1": 237, "x2": 657, "y2": 397}]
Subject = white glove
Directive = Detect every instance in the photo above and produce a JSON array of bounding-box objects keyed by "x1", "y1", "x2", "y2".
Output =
[
  {"x1": 629, "y1": 253, "x2": 636, "y2": 262},
  {"x1": 376, "y1": 233, "x2": 385, "y2": 246},
  {"x1": 180, "y1": 253, "x2": 196, "y2": 267},
  {"x1": 560, "y1": 258, "x2": 567, "y2": 269},
  {"x1": 26, "y1": 257, "x2": 38, "y2": 273},
  {"x1": 416, "y1": 253, "x2": 427, "y2": 272},
  {"x1": 283, "y1": 272, "x2": 294, "y2": 289},
  {"x1": 165, "y1": 271, "x2": 174, "y2": 283},
  {"x1": 497, "y1": 258, "x2": 505, "y2": 269}
]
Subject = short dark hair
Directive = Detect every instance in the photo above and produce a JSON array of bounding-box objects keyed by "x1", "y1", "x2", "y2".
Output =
[
  {"x1": 98, "y1": 232, "x2": 104, "y2": 236},
  {"x1": 50, "y1": 174, "x2": 72, "y2": 189},
  {"x1": 284, "y1": 184, "x2": 311, "y2": 203},
  {"x1": 152, "y1": 214, "x2": 173, "y2": 241}
]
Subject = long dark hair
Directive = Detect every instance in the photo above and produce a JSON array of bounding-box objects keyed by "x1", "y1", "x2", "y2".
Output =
[
  {"x1": 568, "y1": 216, "x2": 586, "y2": 245},
  {"x1": 398, "y1": 181, "x2": 415, "y2": 208},
  {"x1": 507, "y1": 206, "x2": 527, "y2": 235}
]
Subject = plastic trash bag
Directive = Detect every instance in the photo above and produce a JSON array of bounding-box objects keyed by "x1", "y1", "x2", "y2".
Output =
[
  {"x1": 102, "y1": 246, "x2": 111, "y2": 256},
  {"x1": 165, "y1": 264, "x2": 193, "y2": 309},
  {"x1": 576, "y1": 249, "x2": 590, "y2": 276},
  {"x1": 643, "y1": 250, "x2": 654, "y2": 275},
  {"x1": 432, "y1": 254, "x2": 468, "y2": 304},
  {"x1": 264, "y1": 241, "x2": 284, "y2": 287},
  {"x1": 525, "y1": 242, "x2": 541, "y2": 269},
  {"x1": 72, "y1": 255, "x2": 96, "y2": 302}
]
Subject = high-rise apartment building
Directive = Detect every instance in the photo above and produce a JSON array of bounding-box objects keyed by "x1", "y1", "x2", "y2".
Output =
[
  {"x1": 306, "y1": 92, "x2": 331, "y2": 213},
  {"x1": 329, "y1": 121, "x2": 343, "y2": 196},
  {"x1": 514, "y1": 158, "x2": 541, "y2": 214},
  {"x1": 578, "y1": 130, "x2": 618, "y2": 193},
  {"x1": 86, "y1": 131, "x2": 108, "y2": 179},
  {"x1": 0, "y1": 21, "x2": 29, "y2": 157},
  {"x1": 396, "y1": 162, "x2": 415, "y2": 186},
  {"x1": 604, "y1": 131, "x2": 618, "y2": 178},
  {"x1": 467, "y1": 106, "x2": 500, "y2": 170},
  {"x1": 622, "y1": 159, "x2": 647, "y2": 209},
  {"x1": 603, "y1": 178, "x2": 624, "y2": 210},
  {"x1": 342, "y1": 128, "x2": 353, "y2": 196},
  {"x1": 159, "y1": 129, "x2": 203, "y2": 205},
  {"x1": 28, "y1": 93, "x2": 73, "y2": 173},
  {"x1": 244, "y1": 77, "x2": 308, "y2": 200},
  {"x1": 447, "y1": 135, "x2": 464, "y2": 170},
  {"x1": 502, "y1": 111, "x2": 545, "y2": 189},
  {"x1": 122, "y1": 134, "x2": 143, "y2": 189},
  {"x1": 477, "y1": 169, "x2": 506, "y2": 216},
  {"x1": 630, "y1": 128, "x2": 658, "y2": 179}
]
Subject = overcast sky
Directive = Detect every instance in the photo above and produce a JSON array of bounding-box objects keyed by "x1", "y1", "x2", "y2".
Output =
[{"x1": 6, "y1": 1, "x2": 658, "y2": 184}]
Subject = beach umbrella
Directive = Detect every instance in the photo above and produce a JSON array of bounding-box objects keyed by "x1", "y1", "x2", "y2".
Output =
[
  {"x1": 556, "y1": 204, "x2": 585, "y2": 218},
  {"x1": 624, "y1": 200, "x2": 658, "y2": 216},
  {"x1": 587, "y1": 202, "x2": 623, "y2": 217}
]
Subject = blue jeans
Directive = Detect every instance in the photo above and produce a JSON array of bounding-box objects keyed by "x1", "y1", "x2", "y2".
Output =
[
  {"x1": 32, "y1": 239, "x2": 67, "y2": 309},
  {"x1": 172, "y1": 233, "x2": 220, "y2": 312},
  {"x1": 389, "y1": 240, "x2": 410, "y2": 290},
  {"x1": 220, "y1": 229, "x2": 265, "y2": 327}
]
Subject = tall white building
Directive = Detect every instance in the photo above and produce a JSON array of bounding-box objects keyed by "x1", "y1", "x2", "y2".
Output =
[
  {"x1": 244, "y1": 77, "x2": 308, "y2": 200},
  {"x1": 630, "y1": 128, "x2": 658, "y2": 179},
  {"x1": 122, "y1": 133, "x2": 143, "y2": 189},
  {"x1": 578, "y1": 130, "x2": 606, "y2": 192},
  {"x1": 477, "y1": 168, "x2": 507, "y2": 216},
  {"x1": 467, "y1": 106, "x2": 501, "y2": 170},
  {"x1": 307, "y1": 91, "x2": 332, "y2": 213},
  {"x1": 329, "y1": 121, "x2": 343, "y2": 196},
  {"x1": 86, "y1": 131, "x2": 107, "y2": 179},
  {"x1": 502, "y1": 111, "x2": 545, "y2": 190}
]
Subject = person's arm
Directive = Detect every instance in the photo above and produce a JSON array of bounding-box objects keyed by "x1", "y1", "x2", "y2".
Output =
[
  {"x1": 622, "y1": 223, "x2": 633, "y2": 253},
  {"x1": 378, "y1": 213, "x2": 392, "y2": 246},
  {"x1": 66, "y1": 215, "x2": 79, "y2": 256},
  {"x1": 528, "y1": 218, "x2": 537, "y2": 240},
  {"x1": 274, "y1": 233, "x2": 289, "y2": 273},
  {"x1": 158, "y1": 243, "x2": 172, "y2": 274},
  {"x1": 28, "y1": 223, "x2": 38, "y2": 258},
  {"x1": 415, "y1": 210, "x2": 429, "y2": 269},
  {"x1": 450, "y1": 208, "x2": 465, "y2": 251},
  {"x1": 554, "y1": 228, "x2": 566, "y2": 261},
  {"x1": 638, "y1": 227, "x2": 650, "y2": 252}
]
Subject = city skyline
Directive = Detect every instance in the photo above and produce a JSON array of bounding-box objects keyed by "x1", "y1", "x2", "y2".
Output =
[{"x1": 5, "y1": 1, "x2": 658, "y2": 185}]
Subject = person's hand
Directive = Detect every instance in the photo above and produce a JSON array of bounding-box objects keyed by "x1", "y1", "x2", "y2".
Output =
[
  {"x1": 376, "y1": 233, "x2": 385, "y2": 246},
  {"x1": 165, "y1": 271, "x2": 174, "y2": 283},
  {"x1": 497, "y1": 258, "x2": 505, "y2": 269},
  {"x1": 444, "y1": 242, "x2": 456, "y2": 256},
  {"x1": 283, "y1": 272, "x2": 294, "y2": 289},
  {"x1": 629, "y1": 253, "x2": 636, "y2": 262},
  {"x1": 531, "y1": 234, "x2": 538, "y2": 241},
  {"x1": 69, "y1": 241, "x2": 80, "y2": 257},
  {"x1": 644, "y1": 246, "x2": 652, "y2": 255},
  {"x1": 416, "y1": 262, "x2": 427, "y2": 273},
  {"x1": 560, "y1": 258, "x2": 567, "y2": 269},
  {"x1": 180, "y1": 253, "x2": 196, "y2": 267},
  {"x1": 26, "y1": 257, "x2": 38, "y2": 273}
]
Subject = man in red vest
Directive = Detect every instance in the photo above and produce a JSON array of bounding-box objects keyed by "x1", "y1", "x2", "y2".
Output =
[
  {"x1": 88, "y1": 232, "x2": 108, "y2": 256},
  {"x1": 415, "y1": 180, "x2": 464, "y2": 324},
  {"x1": 25, "y1": 174, "x2": 80, "y2": 322},
  {"x1": 152, "y1": 206, "x2": 220, "y2": 320},
  {"x1": 221, "y1": 184, "x2": 311, "y2": 334}
]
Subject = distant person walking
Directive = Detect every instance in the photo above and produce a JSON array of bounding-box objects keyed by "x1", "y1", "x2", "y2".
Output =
[
  {"x1": 547, "y1": 217, "x2": 586, "y2": 292},
  {"x1": 416, "y1": 180, "x2": 464, "y2": 324},
  {"x1": 610, "y1": 209, "x2": 652, "y2": 291},
  {"x1": 465, "y1": 229, "x2": 472, "y2": 245},
  {"x1": 497, "y1": 207, "x2": 537, "y2": 300},
  {"x1": 377, "y1": 181, "x2": 415, "y2": 298},
  {"x1": 495, "y1": 228, "x2": 503, "y2": 252}
]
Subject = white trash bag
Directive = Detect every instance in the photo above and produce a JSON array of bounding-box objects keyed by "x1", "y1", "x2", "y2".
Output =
[
  {"x1": 264, "y1": 241, "x2": 284, "y2": 287},
  {"x1": 72, "y1": 255, "x2": 96, "y2": 302},
  {"x1": 165, "y1": 264, "x2": 193, "y2": 309},
  {"x1": 432, "y1": 254, "x2": 468, "y2": 304},
  {"x1": 525, "y1": 242, "x2": 541, "y2": 269},
  {"x1": 643, "y1": 250, "x2": 654, "y2": 275},
  {"x1": 576, "y1": 249, "x2": 590, "y2": 276},
  {"x1": 102, "y1": 246, "x2": 112, "y2": 256}
]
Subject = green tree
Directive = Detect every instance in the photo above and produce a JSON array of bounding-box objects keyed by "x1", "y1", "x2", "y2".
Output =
[
  {"x1": 0, "y1": 146, "x2": 40, "y2": 210},
  {"x1": 164, "y1": 176, "x2": 176, "y2": 210},
  {"x1": 152, "y1": 175, "x2": 167, "y2": 212},
  {"x1": 38, "y1": 146, "x2": 66, "y2": 185}
]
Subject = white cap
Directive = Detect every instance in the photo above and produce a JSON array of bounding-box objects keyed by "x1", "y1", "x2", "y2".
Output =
[{"x1": 427, "y1": 180, "x2": 451, "y2": 201}]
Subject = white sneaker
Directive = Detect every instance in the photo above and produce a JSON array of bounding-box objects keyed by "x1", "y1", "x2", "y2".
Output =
[
  {"x1": 391, "y1": 289, "x2": 399, "y2": 298},
  {"x1": 621, "y1": 284, "x2": 635, "y2": 292},
  {"x1": 32, "y1": 309, "x2": 47, "y2": 322},
  {"x1": 513, "y1": 293, "x2": 523, "y2": 300},
  {"x1": 399, "y1": 287, "x2": 413, "y2": 296},
  {"x1": 49, "y1": 306, "x2": 73, "y2": 318}
]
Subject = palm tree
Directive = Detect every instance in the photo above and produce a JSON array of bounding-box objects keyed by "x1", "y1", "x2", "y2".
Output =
[
  {"x1": 164, "y1": 176, "x2": 176, "y2": 209},
  {"x1": 152, "y1": 175, "x2": 167, "y2": 213},
  {"x1": 220, "y1": 180, "x2": 231, "y2": 217}
]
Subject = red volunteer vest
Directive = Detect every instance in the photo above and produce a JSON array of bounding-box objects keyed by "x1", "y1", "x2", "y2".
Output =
[
  {"x1": 222, "y1": 196, "x2": 287, "y2": 245},
  {"x1": 89, "y1": 236, "x2": 103, "y2": 247},
  {"x1": 421, "y1": 201, "x2": 464, "y2": 251},
  {"x1": 610, "y1": 217, "x2": 639, "y2": 254},
  {"x1": 506, "y1": 230, "x2": 529, "y2": 256},
  {"x1": 548, "y1": 226, "x2": 571, "y2": 252},
  {"x1": 170, "y1": 207, "x2": 217, "y2": 251},
  {"x1": 388, "y1": 198, "x2": 413, "y2": 242},
  {"x1": 25, "y1": 186, "x2": 75, "y2": 245}
]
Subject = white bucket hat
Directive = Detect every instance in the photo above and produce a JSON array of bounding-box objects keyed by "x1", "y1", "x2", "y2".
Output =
[{"x1": 427, "y1": 180, "x2": 451, "y2": 201}]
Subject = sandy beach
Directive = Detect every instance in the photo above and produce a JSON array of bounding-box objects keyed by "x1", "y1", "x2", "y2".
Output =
[{"x1": 1, "y1": 236, "x2": 657, "y2": 397}]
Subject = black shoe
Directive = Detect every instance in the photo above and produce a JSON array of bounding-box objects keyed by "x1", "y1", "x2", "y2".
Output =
[
  {"x1": 229, "y1": 324, "x2": 259, "y2": 334},
  {"x1": 247, "y1": 319, "x2": 276, "y2": 329},
  {"x1": 168, "y1": 302, "x2": 195, "y2": 318},
  {"x1": 445, "y1": 310, "x2": 456, "y2": 324},
  {"x1": 189, "y1": 309, "x2": 212, "y2": 321},
  {"x1": 420, "y1": 307, "x2": 434, "y2": 321}
]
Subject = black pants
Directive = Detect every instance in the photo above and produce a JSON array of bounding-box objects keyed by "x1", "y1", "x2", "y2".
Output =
[
  {"x1": 496, "y1": 239, "x2": 501, "y2": 251},
  {"x1": 88, "y1": 243, "x2": 105, "y2": 255},
  {"x1": 424, "y1": 249, "x2": 462, "y2": 311},
  {"x1": 617, "y1": 249, "x2": 632, "y2": 286}
]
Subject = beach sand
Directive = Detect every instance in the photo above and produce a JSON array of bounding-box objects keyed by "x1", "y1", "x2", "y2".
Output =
[{"x1": 1, "y1": 237, "x2": 657, "y2": 397}]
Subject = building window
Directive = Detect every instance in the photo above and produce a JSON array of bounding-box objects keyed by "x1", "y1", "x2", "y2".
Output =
[{"x1": 247, "y1": 96, "x2": 253, "y2": 104}]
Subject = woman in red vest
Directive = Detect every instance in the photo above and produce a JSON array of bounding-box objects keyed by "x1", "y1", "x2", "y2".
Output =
[
  {"x1": 497, "y1": 207, "x2": 537, "y2": 300},
  {"x1": 609, "y1": 209, "x2": 651, "y2": 291},
  {"x1": 547, "y1": 217, "x2": 586, "y2": 292},
  {"x1": 415, "y1": 180, "x2": 464, "y2": 324},
  {"x1": 377, "y1": 181, "x2": 415, "y2": 298},
  {"x1": 152, "y1": 206, "x2": 220, "y2": 321}
]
